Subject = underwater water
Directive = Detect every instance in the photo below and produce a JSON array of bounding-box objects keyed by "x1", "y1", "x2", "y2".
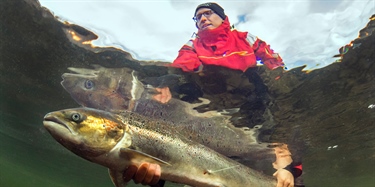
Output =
[{"x1": 1, "y1": 0, "x2": 374, "y2": 187}]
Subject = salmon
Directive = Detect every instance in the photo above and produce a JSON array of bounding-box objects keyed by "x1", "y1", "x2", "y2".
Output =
[{"x1": 43, "y1": 107, "x2": 277, "y2": 187}]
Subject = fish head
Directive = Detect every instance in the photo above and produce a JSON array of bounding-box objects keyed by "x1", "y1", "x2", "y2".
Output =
[
  {"x1": 43, "y1": 107, "x2": 127, "y2": 158},
  {"x1": 61, "y1": 66, "x2": 139, "y2": 111}
]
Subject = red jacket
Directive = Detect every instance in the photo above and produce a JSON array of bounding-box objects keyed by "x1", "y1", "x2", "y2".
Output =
[{"x1": 172, "y1": 18, "x2": 284, "y2": 72}]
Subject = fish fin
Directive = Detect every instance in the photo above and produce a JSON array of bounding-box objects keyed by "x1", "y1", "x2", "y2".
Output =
[
  {"x1": 120, "y1": 148, "x2": 171, "y2": 166},
  {"x1": 130, "y1": 71, "x2": 146, "y2": 100},
  {"x1": 108, "y1": 169, "x2": 126, "y2": 187}
]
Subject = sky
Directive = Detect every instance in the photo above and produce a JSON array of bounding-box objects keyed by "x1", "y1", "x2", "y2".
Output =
[{"x1": 38, "y1": 0, "x2": 374, "y2": 70}]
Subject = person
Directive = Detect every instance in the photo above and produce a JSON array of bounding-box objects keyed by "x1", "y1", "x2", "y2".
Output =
[
  {"x1": 126, "y1": 2, "x2": 302, "y2": 187},
  {"x1": 171, "y1": 3, "x2": 284, "y2": 73},
  {"x1": 152, "y1": 1, "x2": 284, "y2": 103}
]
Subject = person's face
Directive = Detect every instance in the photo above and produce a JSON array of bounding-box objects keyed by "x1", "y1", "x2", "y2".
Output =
[{"x1": 194, "y1": 8, "x2": 223, "y2": 30}]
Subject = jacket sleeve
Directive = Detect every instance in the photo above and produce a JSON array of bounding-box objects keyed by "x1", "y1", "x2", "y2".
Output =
[
  {"x1": 171, "y1": 40, "x2": 203, "y2": 72},
  {"x1": 248, "y1": 34, "x2": 284, "y2": 70}
]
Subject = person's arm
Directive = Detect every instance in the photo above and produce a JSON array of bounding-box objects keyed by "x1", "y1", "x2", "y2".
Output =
[
  {"x1": 171, "y1": 40, "x2": 203, "y2": 73},
  {"x1": 247, "y1": 34, "x2": 284, "y2": 70},
  {"x1": 154, "y1": 39, "x2": 202, "y2": 104}
]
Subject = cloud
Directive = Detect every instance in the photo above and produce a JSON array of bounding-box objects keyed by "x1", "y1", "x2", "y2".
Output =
[{"x1": 231, "y1": 0, "x2": 374, "y2": 69}]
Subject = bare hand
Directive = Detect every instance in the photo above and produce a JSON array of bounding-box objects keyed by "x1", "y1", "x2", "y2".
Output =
[
  {"x1": 272, "y1": 144, "x2": 293, "y2": 169},
  {"x1": 273, "y1": 168, "x2": 294, "y2": 187},
  {"x1": 152, "y1": 87, "x2": 172, "y2": 104},
  {"x1": 123, "y1": 163, "x2": 161, "y2": 185}
]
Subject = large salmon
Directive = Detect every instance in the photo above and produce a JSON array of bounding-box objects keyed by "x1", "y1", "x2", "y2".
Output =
[{"x1": 43, "y1": 107, "x2": 277, "y2": 187}]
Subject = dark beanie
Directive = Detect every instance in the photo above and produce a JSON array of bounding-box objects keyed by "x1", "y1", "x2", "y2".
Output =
[{"x1": 195, "y1": 2, "x2": 226, "y2": 20}]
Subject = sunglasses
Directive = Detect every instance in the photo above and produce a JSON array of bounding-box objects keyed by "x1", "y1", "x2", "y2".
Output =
[{"x1": 192, "y1": 10, "x2": 215, "y2": 22}]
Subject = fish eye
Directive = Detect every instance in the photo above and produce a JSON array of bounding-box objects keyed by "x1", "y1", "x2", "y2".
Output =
[
  {"x1": 84, "y1": 80, "x2": 94, "y2": 89},
  {"x1": 71, "y1": 113, "x2": 82, "y2": 122}
]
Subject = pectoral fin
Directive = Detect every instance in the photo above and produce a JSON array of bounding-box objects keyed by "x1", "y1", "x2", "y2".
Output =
[
  {"x1": 120, "y1": 148, "x2": 171, "y2": 166},
  {"x1": 109, "y1": 169, "x2": 126, "y2": 187}
]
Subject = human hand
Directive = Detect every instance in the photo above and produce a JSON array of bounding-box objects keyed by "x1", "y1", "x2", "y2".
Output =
[
  {"x1": 152, "y1": 87, "x2": 171, "y2": 104},
  {"x1": 273, "y1": 168, "x2": 294, "y2": 187},
  {"x1": 123, "y1": 163, "x2": 161, "y2": 185},
  {"x1": 272, "y1": 144, "x2": 293, "y2": 169}
]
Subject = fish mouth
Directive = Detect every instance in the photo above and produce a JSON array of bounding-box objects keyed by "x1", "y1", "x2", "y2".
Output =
[
  {"x1": 64, "y1": 67, "x2": 100, "y2": 77},
  {"x1": 43, "y1": 112, "x2": 84, "y2": 153},
  {"x1": 61, "y1": 72, "x2": 96, "y2": 84},
  {"x1": 61, "y1": 72, "x2": 96, "y2": 78},
  {"x1": 43, "y1": 113, "x2": 72, "y2": 134}
]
